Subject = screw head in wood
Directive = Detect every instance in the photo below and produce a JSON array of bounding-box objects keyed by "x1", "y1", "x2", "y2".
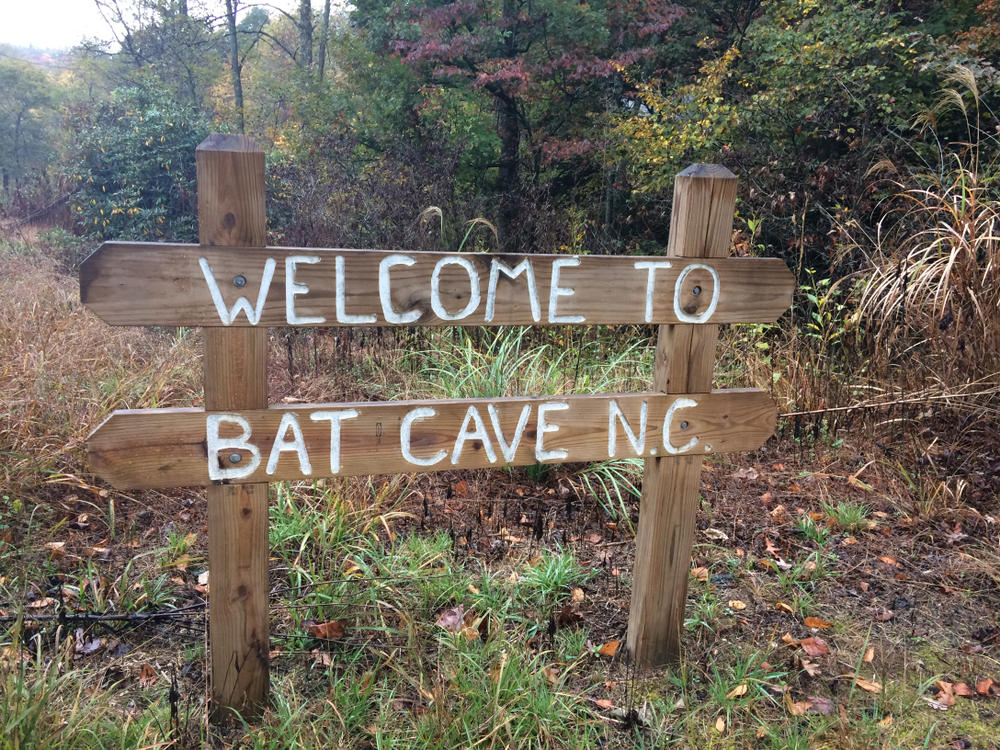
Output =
[
  {"x1": 233, "y1": 275, "x2": 247, "y2": 288},
  {"x1": 680, "y1": 421, "x2": 689, "y2": 430},
  {"x1": 229, "y1": 452, "x2": 242, "y2": 463},
  {"x1": 692, "y1": 286, "x2": 701, "y2": 296}
]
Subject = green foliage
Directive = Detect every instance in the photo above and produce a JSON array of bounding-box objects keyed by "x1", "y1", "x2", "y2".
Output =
[
  {"x1": 0, "y1": 58, "x2": 57, "y2": 192},
  {"x1": 67, "y1": 87, "x2": 208, "y2": 244}
]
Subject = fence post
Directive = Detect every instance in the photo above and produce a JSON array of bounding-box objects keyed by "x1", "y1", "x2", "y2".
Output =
[
  {"x1": 627, "y1": 164, "x2": 738, "y2": 666},
  {"x1": 197, "y1": 134, "x2": 270, "y2": 720}
]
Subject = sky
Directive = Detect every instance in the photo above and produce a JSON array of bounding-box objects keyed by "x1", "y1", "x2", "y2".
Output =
[{"x1": 0, "y1": 1, "x2": 302, "y2": 52}]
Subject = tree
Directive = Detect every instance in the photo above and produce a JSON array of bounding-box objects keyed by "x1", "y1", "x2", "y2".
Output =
[
  {"x1": 0, "y1": 58, "x2": 56, "y2": 195},
  {"x1": 360, "y1": 0, "x2": 685, "y2": 247}
]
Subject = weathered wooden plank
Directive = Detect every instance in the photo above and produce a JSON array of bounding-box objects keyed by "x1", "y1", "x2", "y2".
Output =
[
  {"x1": 79, "y1": 243, "x2": 794, "y2": 327},
  {"x1": 88, "y1": 390, "x2": 775, "y2": 490},
  {"x1": 196, "y1": 134, "x2": 270, "y2": 720},
  {"x1": 627, "y1": 163, "x2": 737, "y2": 667}
]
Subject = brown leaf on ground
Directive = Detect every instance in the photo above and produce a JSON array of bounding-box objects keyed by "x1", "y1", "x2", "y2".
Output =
[
  {"x1": 807, "y1": 695, "x2": 836, "y2": 715},
  {"x1": 954, "y1": 683, "x2": 974, "y2": 697},
  {"x1": 800, "y1": 658, "x2": 822, "y2": 677},
  {"x1": 855, "y1": 678, "x2": 882, "y2": 694},
  {"x1": 874, "y1": 611, "x2": 894, "y2": 621},
  {"x1": 863, "y1": 647, "x2": 875, "y2": 663},
  {"x1": 935, "y1": 681, "x2": 957, "y2": 707},
  {"x1": 598, "y1": 640, "x2": 620, "y2": 658},
  {"x1": 28, "y1": 597, "x2": 54, "y2": 608},
  {"x1": 786, "y1": 693, "x2": 810, "y2": 716},
  {"x1": 977, "y1": 678, "x2": 995, "y2": 696},
  {"x1": 715, "y1": 715, "x2": 726, "y2": 732},
  {"x1": 804, "y1": 617, "x2": 832, "y2": 629},
  {"x1": 761, "y1": 492, "x2": 773, "y2": 505},
  {"x1": 454, "y1": 480, "x2": 469, "y2": 496},
  {"x1": 305, "y1": 619, "x2": 346, "y2": 639},
  {"x1": 732, "y1": 467, "x2": 759, "y2": 481},
  {"x1": 584, "y1": 533, "x2": 602, "y2": 544},
  {"x1": 542, "y1": 664, "x2": 559, "y2": 685},
  {"x1": 878, "y1": 556, "x2": 898, "y2": 566},
  {"x1": 593, "y1": 698, "x2": 614, "y2": 709},
  {"x1": 726, "y1": 684, "x2": 748, "y2": 699},
  {"x1": 800, "y1": 637, "x2": 830, "y2": 657},
  {"x1": 859, "y1": 581, "x2": 870, "y2": 592},
  {"x1": 878, "y1": 716, "x2": 893, "y2": 728},
  {"x1": 841, "y1": 537, "x2": 858, "y2": 545},
  {"x1": 691, "y1": 567, "x2": 709, "y2": 582},
  {"x1": 138, "y1": 663, "x2": 157, "y2": 687},
  {"x1": 775, "y1": 602, "x2": 794, "y2": 614},
  {"x1": 311, "y1": 649, "x2": 332, "y2": 667},
  {"x1": 782, "y1": 632, "x2": 798, "y2": 646},
  {"x1": 556, "y1": 603, "x2": 582, "y2": 628},
  {"x1": 729, "y1": 600, "x2": 747, "y2": 610}
]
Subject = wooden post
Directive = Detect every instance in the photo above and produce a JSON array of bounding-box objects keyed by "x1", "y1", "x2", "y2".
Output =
[
  {"x1": 197, "y1": 134, "x2": 270, "y2": 720},
  {"x1": 627, "y1": 164, "x2": 738, "y2": 666}
]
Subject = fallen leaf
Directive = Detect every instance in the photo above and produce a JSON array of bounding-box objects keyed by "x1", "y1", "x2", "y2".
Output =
[
  {"x1": 691, "y1": 567, "x2": 709, "y2": 582},
  {"x1": 775, "y1": 602, "x2": 794, "y2": 614},
  {"x1": 761, "y1": 492, "x2": 774, "y2": 504},
  {"x1": 542, "y1": 664, "x2": 559, "y2": 685},
  {"x1": 584, "y1": 533, "x2": 602, "y2": 544},
  {"x1": 556, "y1": 603, "x2": 582, "y2": 628},
  {"x1": 454, "y1": 480, "x2": 469, "y2": 496},
  {"x1": 874, "y1": 611, "x2": 894, "y2": 622},
  {"x1": 598, "y1": 640, "x2": 620, "y2": 658},
  {"x1": 859, "y1": 581, "x2": 870, "y2": 592},
  {"x1": 863, "y1": 647, "x2": 875, "y2": 663},
  {"x1": 704, "y1": 528, "x2": 729, "y2": 542},
  {"x1": 732, "y1": 467, "x2": 759, "y2": 481},
  {"x1": 138, "y1": 663, "x2": 157, "y2": 687},
  {"x1": 878, "y1": 716, "x2": 893, "y2": 728},
  {"x1": 786, "y1": 694, "x2": 810, "y2": 716},
  {"x1": 311, "y1": 649, "x2": 332, "y2": 667},
  {"x1": 571, "y1": 588, "x2": 585, "y2": 603},
  {"x1": 715, "y1": 715, "x2": 726, "y2": 732},
  {"x1": 873, "y1": 511, "x2": 888, "y2": 519},
  {"x1": 800, "y1": 658, "x2": 822, "y2": 677},
  {"x1": 197, "y1": 571, "x2": 209, "y2": 586},
  {"x1": 878, "y1": 556, "x2": 898, "y2": 566},
  {"x1": 593, "y1": 698, "x2": 614, "y2": 710},
  {"x1": 841, "y1": 537, "x2": 858, "y2": 545},
  {"x1": 772, "y1": 463, "x2": 786, "y2": 471},
  {"x1": 28, "y1": 598, "x2": 54, "y2": 608},
  {"x1": 727, "y1": 684, "x2": 748, "y2": 699},
  {"x1": 855, "y1": 678, "x2": 882, "y2": 694},
  {"x1": 804, "y1": 617, "x2": 832, "y2": 629},
  {"x1": 73, "y1": 628, "x2": 103, "y2": 656},
  {"x1": 808, "y1": 695, "x2": 836, "y2": 715},
  {"x1": 800, "y1": 637, "x2": 830, "y2": 658},
  {"x1": 977, "y1": 678, "x2": 994, "y2": 696},
  {"x1": 305, "y1": 619, "x2": 346, "y2": 639},
  {"x1": 728, "y1": 600, "x2": 747, "y2": 611},
  {"x1": 935, "y1": 681, "x2": 956, "y2": 708},
  {"x1": 924, "y1": 696, "x2": 951, "y2": 711},
  {"x1": 954, "y1": 683, "x2": 974, "y2": 697},
  {"x1": 782, "y1": 632, "x2": 798, "y2": 646}
]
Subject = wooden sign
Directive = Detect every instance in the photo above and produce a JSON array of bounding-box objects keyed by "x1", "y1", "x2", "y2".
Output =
[
  {"x1": 80, "y1": 243, "x2": 794, "y2": 327},
  {"x1": 88, "y1": 390, "x2": 776, "y2": 489}
]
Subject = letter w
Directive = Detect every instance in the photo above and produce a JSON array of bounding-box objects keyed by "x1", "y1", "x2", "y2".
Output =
[{"x1": 199, "y1": 256, "x2": 276, "y2": 325}]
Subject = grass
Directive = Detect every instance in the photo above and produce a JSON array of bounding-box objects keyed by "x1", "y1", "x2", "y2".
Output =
[{"x1": 3, "y1": 234, "x2": 1000, "y2": 749}]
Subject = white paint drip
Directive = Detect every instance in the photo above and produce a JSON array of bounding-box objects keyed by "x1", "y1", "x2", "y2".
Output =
[
  {"x1": 285, "y1": 256, "x2": 326, "y2": 325},
  {"x1": 199, "y1": 256, "x2": 275, "y2": 326},
  {"x1": 451, "y1": 405, "x2": 497, "y2": 464},
  {"x1": 311, "y1": 409, "x2": 360, "y2": 473},
  {"x1": 266, "y1": 412, "x2": 312, "y2": 475},
  {"x1": 536, "y1": 401, "x2": 569, "y2": 461},
  {"x1": 608, "y1": 399, "x2": 648, "y2": 457},
  {"x1": 431, "y1": 256, "x2": 481, "y2": 321},
  {"x1": 662, "y1": 398, "x2": 699, "y2": 454},
  {"x1": 488, "y1": 403, "x2": 531, "y2": 462},
  {"x1": 548, "y1": 257, "x2": 585, "y2": 324},
  {"x1": 486, "y1": 259, "x2": 540, "y2": 322},
  {"x1": 335, "y1": 256, "x2": 377, "y2": 324},
  {"x1": 206, "y1": 413, "x2": 261, "y2": 480},
  {"x1": 400, "y1": 407, "x2": 447, "y2": 466},
  {"x1": 673, "y1": 263, "x2": 720, "y2": 324},
  {"x1": 379, "y1": 254, "x2": 421, "y2": 324},
  {"x1": 633, "y1": 261, "x2": 673, "y2": 323}
]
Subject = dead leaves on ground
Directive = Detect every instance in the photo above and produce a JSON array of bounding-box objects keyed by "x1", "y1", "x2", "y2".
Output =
[{"x1": 304, "y1": 619, "x2": 346, "y2": 640}]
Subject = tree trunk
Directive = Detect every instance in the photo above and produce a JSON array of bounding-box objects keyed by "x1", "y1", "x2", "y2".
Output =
[
  {"x1": 299, "y1": 0, "x2": 313, "y2": 71},
  {"x1": 317, "y1": 0, "x2": 331, "y2": 81},
  {"x1": 496, "y1": 0, "x2": 520, "y2": 249},
  {"x1": 224, "y1": 0, "x2": 245, "y2": 134}
]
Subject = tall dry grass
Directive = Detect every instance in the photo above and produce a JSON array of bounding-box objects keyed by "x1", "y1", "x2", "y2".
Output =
[{"x1": 0, "y1": 245, "x2": 202, "y2": 493}]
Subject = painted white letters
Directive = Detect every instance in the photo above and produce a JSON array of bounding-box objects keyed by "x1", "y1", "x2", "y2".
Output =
[
  {"x1": 199, "y1": 256, "x2": 275, "y2": 326},
  {"x1": 206, "y1": 413, "x2": 261, "y2": 480},
  {"x1": 285, "y1": 256, "x2": 325, "y2": 325},
  {"x1": 311, "y1": 409, "x2": 360, "y2": 474},
  {"x1": 336, "y1": 256, "x2": 377, "y2": 324},
  {"x1": 431, "y1": 256, "x2": 481, "y2": 321},
  {"x1": 400, "y1": 407, "x2": 447, "y2": 466},
  {"x1": 451, "y1": 406, "x2": 497, "y2": 464},
  {"x1": 536, "y1": 401, "x2": 569, "y2": 461},
  {"x1": 674, "y1": 263, "x2": 721, "y2": 324},
  {"x1": 662, "y1": 398, "x2": 699, "y2": 454},
  {"x1": 608, "y1": 399, "x2": 648, "y2": 457},
  {"x1": 379, "y1": 254, "x2": 421, "y2": 324},
  {"x1": 488, "y1": 403, "x2": 531, "y2": 462},
  {"x1": 486, "y1": 259, "x2": 540, "y2": 322},
  {"x1": 633, "y1": 261, "x2": 673, "y2": 323},
  {"x1": 266, "y1": 413, "x2": 312, "y2": 475},
  {"x1": 548, "y1": 257, "x2": 585, "y2": 324}
]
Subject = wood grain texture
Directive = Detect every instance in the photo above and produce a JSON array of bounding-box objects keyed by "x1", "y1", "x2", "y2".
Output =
[
  {"x1": 197, "y1": 134, "x2": 270, "y2": 720},
  {"x1": 79, "y1": 243, "x2": 795, "y2": 327},
  {"x1": 627, "y1": 164, "x2": 741, "y2": 667},
  {"x1": 87, "y1": 390, "x2": 777, "y2": 489}
]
